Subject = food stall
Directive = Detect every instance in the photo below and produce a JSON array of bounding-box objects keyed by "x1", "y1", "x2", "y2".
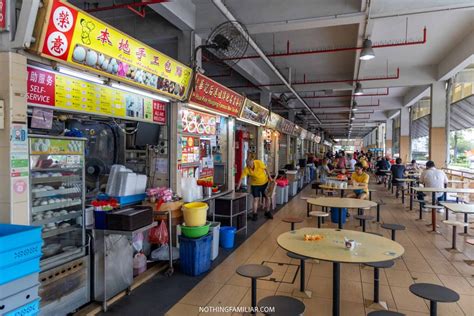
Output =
[
  {"x1": 26, "y1": 0, "x2": 192, "y2": 313},
  {"x1": 263, "y1": 112, "x2": 282, "y2": 176},
  {"x1": 277, "y1": 118, "x2": 296, "y2": 169}
]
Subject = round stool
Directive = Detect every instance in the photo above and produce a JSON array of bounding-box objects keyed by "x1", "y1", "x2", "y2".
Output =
[
  {"x1": 354, "y1": 215, "x2": 375, "y2": 232},
  {"x1": 365, "y1": 260, "x2": 394, "y2": 309},
  {"x1": 367, "y1": 311, "x2": 405, "y2": 316},
  {"x1": 409, "y1": 283, "x2": 459, "y2": 316},
  {"x1": 309, "y1": 211, "x2": 329, "y2": 228},
  {"x1": 282, "y1": 217, "x2": 304, "y2": 231},
  {"x1": 467, "y1": 239, "x2": 474, "y2": 246},
  {"x1": 442, "y1": 220, "x2": 468, "y2": 251},
  {"x1": 381, "y1": 223, "x2": 405, "y2": 241},
  {"x1": 236, "y1": 264, "x2": 273, "y2": 312},
  {"x1": 287, "y1": 252, "x2": 310, "y2": 295},
  {"x1": 257, "y1": 295, "x2": 305, "y2": 316}
]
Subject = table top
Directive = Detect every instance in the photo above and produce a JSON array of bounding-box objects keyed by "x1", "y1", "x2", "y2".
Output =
[
  {"x1": 307, "y1": 197, "x2": 377, "y2": 209},
  {"x1": 217, "y1": 191, "x2": 248, "y2": 200},
  {"x1": 327, "y1": 176, "x2": 348, "y2": 181},
  {"x1": 412, "y1": 187, "x2": 474, "y2": 194},
  {"x1": 277, "y1": 228, "x2": 404, "y2": 264},
  {"x1": 319, "y1": 184, "x2": 361, "y2": 191},
  {"x1": 395, "y1": 178, "x2": 417, "y2": 182},
  {"x1": 440, "y1": 202, "x2": 474, "y2": 214},
  {"x1": 447, "y1": 179, "x2": 470, "y2": 183}
]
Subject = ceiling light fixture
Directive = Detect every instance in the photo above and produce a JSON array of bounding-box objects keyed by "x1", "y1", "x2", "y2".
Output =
[
  {"x1": 360, "y1": 39, "x2": 375, "y2": 61},
  {"x1": 58, "y1": 66, "x2": 105, "y2": 84},
  {"x1": 354, "y1": 83, "x2": 364, "y2": 95},
  {"x1": 110, "y1": 83, "x2": 170, "y2": 102}
]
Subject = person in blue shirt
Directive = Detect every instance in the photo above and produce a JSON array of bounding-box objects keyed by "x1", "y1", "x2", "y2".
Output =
[
  {"x1": 375, "y1": 157, "x2": 391, "y2": 184},
  {"x1": 391, "y1": 158, "x2": 406, "y2": 198}
]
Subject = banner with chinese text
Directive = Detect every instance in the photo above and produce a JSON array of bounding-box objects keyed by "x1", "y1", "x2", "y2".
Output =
[
  {"x1": 189, "y1": 73, "x2": 244, "y2": 117},
  {"x1": 34, "y1": 0, "x2": 192, "y2": 101},
  {"x1": 277, "y1": 118, "x2": 295, "y2": 135},
  {"x1": 240, "y1": 99, "x2": 269, "y2": 125}
]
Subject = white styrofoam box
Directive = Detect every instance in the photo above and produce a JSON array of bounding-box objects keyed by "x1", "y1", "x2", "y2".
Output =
[
  {"x1": 118, "y1": 172, "x2": 137, "y2": 196},
  {"x1": 135, "y1": 174, "x2": 147, "y2": 194}
]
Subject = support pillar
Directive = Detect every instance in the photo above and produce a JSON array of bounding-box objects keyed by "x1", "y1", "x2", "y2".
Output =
[
  {"x1": 399, "y1": 107, "x2": 410, "y2": 163},
  {"x1": 385, "y1": 119, "x2": 393, "y2": 158},
  {"x1": 429, "y1": 82, "x2": 448, "y2": 167}
]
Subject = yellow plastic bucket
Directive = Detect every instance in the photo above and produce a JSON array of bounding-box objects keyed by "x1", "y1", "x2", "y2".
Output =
[{"x1": 182, "y1": 202, "x2": 209, "y2": 227}]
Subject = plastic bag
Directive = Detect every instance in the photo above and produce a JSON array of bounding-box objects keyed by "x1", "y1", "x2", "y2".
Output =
[
  {"x1": 132, "y1": 232, "x2": 144, "y2": 252},
  {"x1": 151, "y1": 244, "x2": 180, "y2": 261},
  {"x1": 265, "y1": 180, "x2": 276, "y2": 197},
  {"x1": 149, "y1": 220, "x2": 169, "y2": 245},
  {"x1": 133, "y1": 252, "x2": 147, "y2": 276}
]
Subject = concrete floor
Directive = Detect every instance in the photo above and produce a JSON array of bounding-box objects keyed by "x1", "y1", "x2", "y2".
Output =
[{"x1": 166, "y1": 182, "x2": 474, "y2": 316}]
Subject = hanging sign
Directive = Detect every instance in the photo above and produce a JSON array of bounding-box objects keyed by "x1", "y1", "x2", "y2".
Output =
[
  {"x1": 239, "y1": 99, "x2": 269, "y2": 125},
  {"x1": 33, "y1": 0, "x2": 192, "y2": 101},
  {"x1": 0, "y1": 0, "x2": 7, "y2": 31},
  {"x1": 189, "y1": 73, "x2": 244, "y2": 117},
  {"x1": 293, "y1": 125, "x2": 301, "y2": 138},
  {"x1": 300, "y1": 129, "x2": 307, "y2": 140},
  {"x1": 27, "y1": 65, "x2": 167, "y2": 124},
  {"x1": 277, "y1": 118, "x2": 295, "y2": 135},
  {"x1": 181, "y1": 108, "x2": 217, "y2": 135},
  {"x1": 314, "y1": 135, "x2": 321, "y2": 144},
  {"x1": 266, "y1": 112, "x2": 281, "y2": 130}
]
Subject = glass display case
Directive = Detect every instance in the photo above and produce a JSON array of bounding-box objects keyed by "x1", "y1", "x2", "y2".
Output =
[{"x1": 29, "y1": 135, "x2": 86, "y2": 270}]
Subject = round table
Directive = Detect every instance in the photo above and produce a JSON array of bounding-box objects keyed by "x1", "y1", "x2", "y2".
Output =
[
  {"x1": 319, "y1": 184, "x2": 365, "y2": 198},
  {"x1": 441, "y1": 202, "x2": 474, "y2": 235},
  {"x1": 307, "y1": 197, "x2": 377, "y2": 229},
  {"x1": 277, "y1": 228, "x2": 404, "y2": 316}
]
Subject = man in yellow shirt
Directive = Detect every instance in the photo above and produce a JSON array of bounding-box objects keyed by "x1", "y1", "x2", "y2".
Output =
[
  {"x1": 236, "y1": 156, "x2": 273, "y2": 221},
  {"x1": 348, "y1": 162, "x2": 369, "y2": 200}
]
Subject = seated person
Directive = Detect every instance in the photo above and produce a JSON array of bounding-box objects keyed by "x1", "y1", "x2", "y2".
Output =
[
  {"x1": 375, "y1": 157, "x2": 390, "y2": 184},
  {"x1": 348, "y1": 162, "x2": 369, "y2": 200},
  {"x1": 405, "y1": 159, "x2": 419, "y2": 172},
  {"x1": 390, "y1": 158, "x2": 406, "y2": 198},
  {"x1": 418, "y1": 160, "x2": 448, "y2": 207}
]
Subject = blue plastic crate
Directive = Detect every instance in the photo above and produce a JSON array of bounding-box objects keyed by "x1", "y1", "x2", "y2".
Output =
[
  {"x1": 0, "y1": 224, "x2": 42, "y2": 253},
  {"x1": 0, "y1": 258, "x2": 41, "y2": 285},
  {"x1": 179, "y1": 233, "x2": 212, "y2": 276},
  {"x1": 112, "y1": 194, "x2": 146, "y2": 206},
  {"x1": 4, "y1": 298, "x2": 40, "y2": 316},
  {"x1": 94, "y1": 211, "x2": 108, "y2": 229}
]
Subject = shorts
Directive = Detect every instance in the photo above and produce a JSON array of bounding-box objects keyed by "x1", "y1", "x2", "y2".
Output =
[
  {"x1": 353, "y1": 189, "x2": 366, "y2": 197},
  {"x1": 251, "y1": 183, "x2": 268, "y2": 198}
]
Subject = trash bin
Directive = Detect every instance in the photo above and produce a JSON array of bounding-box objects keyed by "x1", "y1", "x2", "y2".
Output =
[
  {"x1": 330, "y1": 208, "x2": 347, "y2": 224},
  {"x1": 210, "y1": 222, "x2": 220, "y2": 260},
  {"x1": 276, "y1": 186, "x2": 285, "y2": 205},
  {"x1": 289, "y1": 181, "x2": 298, "y2": 196},
  {"x1": 283, "y1": 185, "x2": 289, "y2": 203},
  {"x1": 179, "y1": 233, "x2": 212, "y2": 276},
  {"x1": 219, "y1": 226, "x2": 237, "y2": 249}
]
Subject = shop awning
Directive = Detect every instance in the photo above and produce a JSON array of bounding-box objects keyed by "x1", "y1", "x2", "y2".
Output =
[
  {"x1": 411, "y1": 115, "x2": 430, "y2": 139},
  {"x1": 450, "y1": 95, "x2": 474, "y2": 131}
]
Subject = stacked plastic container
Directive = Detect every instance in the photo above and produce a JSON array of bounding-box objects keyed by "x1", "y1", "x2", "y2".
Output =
[{"x1": 0, "y1": 224, "x2": 42, "y2": 316}]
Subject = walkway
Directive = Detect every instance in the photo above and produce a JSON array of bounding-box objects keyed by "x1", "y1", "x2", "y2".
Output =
[{"x1": 166, "y1": 183, "x2": 474, "y2": 316}]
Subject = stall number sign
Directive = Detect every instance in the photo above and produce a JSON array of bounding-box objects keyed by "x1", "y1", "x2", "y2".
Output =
[{"x1": 0, "y1": 0, "x2": 6, "y2": 31}]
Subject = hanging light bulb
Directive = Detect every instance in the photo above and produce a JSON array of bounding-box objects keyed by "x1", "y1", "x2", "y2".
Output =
[
  {"x1": 354, "y1": 83, "x2": 364, "y2": 95},
  {"x1": 360, "y1": 39, "x2": 375, "y2": 61}
]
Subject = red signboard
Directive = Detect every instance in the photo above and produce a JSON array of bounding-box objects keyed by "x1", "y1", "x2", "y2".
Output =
[
  {"x1": 0, "y1": 0, "x2": 6, "y2": 30},
  {"x1": 27, "y1": 67, "x2": 56, "y2": 106},
  {"x1": 152, "y1": 100, "x2": 166, "y2": 124},
  {"x1": 189, "y1": 73, "x2": 244, "y2": 117}
]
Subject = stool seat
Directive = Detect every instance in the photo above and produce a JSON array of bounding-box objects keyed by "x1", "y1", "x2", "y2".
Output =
[
  {"x1": 354, "y1": 215, "x2": 375, "y2": 221},
  {"x1": 424, "y1": 205, "x2": 444, "y2": 209},
  {"x1": 414, "y1": 199, "x2": 426, "y2": 203},
  {"x1": 467, "y1": 239, "x2": 474, "y2": 246},
  {"x1": 282, "y1": 217, "x2": 304, "y2": 224},
  {"x1": 409, "y1": 283, "x2": 459, "y2": 303},
  {"x1": 257, "y1": 295, "x2": 305, "y2": 316},
  {"x1": 367, "y1": 311, "x2": 405, "y2": 316},
  {"x1": 366, "y1": 260, "x2": 395, "y2": 269},
  {"x1": 381, "y1": 223, "x2": 405, "y2": 231},
  {"x1": 442, "y1": 220, "x2": 468, "y2": 227},
  {"x1": 236, "y1": 264, "x2": 273, "y2": 279},
  {"x1": 309, "y1": 211, "x2": 329, "y2": 217},
  {"x1": 287, "y1": 251, "x2": 309, "y2": 260}
]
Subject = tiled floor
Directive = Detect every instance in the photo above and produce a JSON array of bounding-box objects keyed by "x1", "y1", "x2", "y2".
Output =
[{"x1": 166, "y1": 182, "x2": 474, "y2": 316}]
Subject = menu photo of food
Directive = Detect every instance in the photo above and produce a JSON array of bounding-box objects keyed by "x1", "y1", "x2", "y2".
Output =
[{"x1": 181, "y1": 109, "x2": 216, "y2": 135}]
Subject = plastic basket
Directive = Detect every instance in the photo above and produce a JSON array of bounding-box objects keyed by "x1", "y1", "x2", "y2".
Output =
[
  {"x1": 0, "y1": 284, "x2": 39, "y2": 314},
  {"x1": 0, "y1": 258, "x2": 41, "y2": 285},
  {"x1": 4, "y1": 298, "x2": 40, "y2": 316},
  {"x1": 94, "y1": 211, "x2": 108, "y2": 229},
  {"x1": 0, "y1": 224, "x2": 42, "y2": 254},
  {"x1": 0, "y1": 273, "x2": 39, "y2": 300},
  {"x1": 179, "y1": 233, "x2": 212, "y2": 276},
  {"x1": 112, "y1": 193, "x2": 147, "y2": 206}
]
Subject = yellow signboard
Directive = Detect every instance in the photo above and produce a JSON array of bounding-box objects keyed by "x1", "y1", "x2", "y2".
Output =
[{"x1": 34, "y1": 0, "x2": 192, "y2": 101}]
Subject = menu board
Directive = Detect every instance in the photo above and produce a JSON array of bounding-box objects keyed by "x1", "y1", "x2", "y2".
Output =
[
  {"x1": 34, "y1": 0, "x2": 192, "y2": 101},
  {"x1": 314, "y1": 135, "x2": 322, "y2": 144},
  {"x1": 181, "y1": 136, "x2": 200, "y2": 164},
  {"x1": 277, "y1": 118, "x2": 295, "y2": 135},
  {"x1": 292, "y1": 125, "x2": 301, "y2": 137},
  {"x1": 181, "y1": 108, "x2": 217, "y2": 135},
  {"x1": 266, "y1": 112, "x2": 282, "y2": 130},
  {"x1": 27, "y1": 65, "x2": 166, "y2": 124},
  {"x1": 30, "y1": 137, "x2": 83, "y2": 155},
  {"x1": 189, "y1": 73, "x2": 244, "y2": 117},
  {"x1": 239, "y1": 99, "x2": 269, "y2": 125}
]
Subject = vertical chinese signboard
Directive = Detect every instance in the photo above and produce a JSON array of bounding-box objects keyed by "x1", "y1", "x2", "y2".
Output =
[
  {"x1": 189, "y1": 73, "x2": 244, "y2": 117},
  {"x1": 33, "y1": 0, "x2": 192, "y2": 100},
  {"x1": 0, "y1": 0, "x2": 7, "y2": 31}
]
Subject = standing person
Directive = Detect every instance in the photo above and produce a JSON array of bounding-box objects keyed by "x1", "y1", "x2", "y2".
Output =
[
  {"x1": 236, "y1": 155, "x2": 273, "y2": 221},
  {"x1": 318, "y1": 158, "x2": 333, "y2": 183},
  {"x1": 359, "y1": 155, "x2": 369, "y2": 170},
  {"x1": 336, "y1": 155, "x2": 346, "y2": 170},
  {"x1": 418, "y1": 160, "x2": 448, "y2": 207},
  {"x1": 348, "y1": 162, "x2": 370, "y2": 200},
  {"x1": 391, "y1": 158, "x2": 406, "y2": 198},
  {"x1": 348, "y1": 154, "x2": 357, "y2": 171}
]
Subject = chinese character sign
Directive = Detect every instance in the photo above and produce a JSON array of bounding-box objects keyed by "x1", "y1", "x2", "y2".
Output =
[
  {"x1": 0, "y1": 0, "x2": 7, "y2": 31},
  {"x1": 189, "y1": 73, "x2": 244, "y2": 117},
  {"x1": 37, "y1": 0, "x2": 192, "y2": 101}
]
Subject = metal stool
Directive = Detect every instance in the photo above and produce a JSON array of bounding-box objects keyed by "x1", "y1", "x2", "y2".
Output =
[
  {"x1": 282, "y1": 217, "x2": 304, "y2": 231},
  {"x1": 236, "y1": 264, "x2": 273, "y2": 314},
  {"x1": 425, "y1": 205, "x2": 444, "y2": 233},
  {"x1": 365, "y1": 260, "x2": 394, "y2": 310},
  {"x1": 381, "y1": 223, "x2": 405, "y2": 241},
  {"x1": 414, "y1": 199, "x2": 426, "y2": 221},
  {"x1": 354, "y1": 215, "x2": 375, "y2": 232},
  {"x1": 309, "y1": 211, "x2": 329, "y2": 228},
  {"x1": 287, "y1": 252, "x2": 312, "y2": 298},
  {"x1": 442, "y1": 220, "x2": 468, "y2": 252},
  {"x1": 367, "y1": 311, "x2": 405, "y2": 316},
  {"x1": 257, "y1": 295, "x2": 305, "y2": 316},
  {"x1": 409, "y1": 283, "x2": 459, "y2": 316}
]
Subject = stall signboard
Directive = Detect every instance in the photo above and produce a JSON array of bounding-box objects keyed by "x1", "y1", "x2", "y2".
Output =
[
  {"x1": 240, "y1": 99, "x2": 269, "y2": 125},
  {"x1": 323, "y1": 140, "x2": 332, "y2": 147},
  {"x1": 33, "y1": 0, "x2": 192, "y2": 101},
  {"x1": 300, "y1": 129, "x2": 307, "y2": 140},
  {"x1": 181, "y1": 108, "x2": 217, "y2": 135},
  {"x1": 266, "y1": 112, "x2": 281, "y2": 130},
  {"x1": 27, "y1": 65, "x2": 167, "y2": 124},
  {"x1": 314, "y1": 135, "x2": 321, "y2": 144},
  {"x1": 189, "y1": 73, "x2": 244, "y2": 117},
  {"x1": 293, "y1": 125, "x2": 301, "y2": 138},
  {"x1": 277, "y1": 118, "x2": 295, "y2": 135},
  {"x1": 0, "y1": 0, "x2": 7, "y2": 31},
  {"x1": 181, "y1": 136, "x2": 200, "y2": 164},
  {"x1": 305, "y1": 131, "x2": 313, "y2": 141}
]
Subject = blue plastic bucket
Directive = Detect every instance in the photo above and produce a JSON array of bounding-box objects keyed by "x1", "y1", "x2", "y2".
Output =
[
  {"x1": 330, "y1": 208, "x2": 347, "y2": 224},
  {"x1": 219, "y1": 226, "x2": 237, "y2": 249}
]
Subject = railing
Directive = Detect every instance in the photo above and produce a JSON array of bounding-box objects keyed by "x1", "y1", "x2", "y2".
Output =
[{"x1": 442, "y1": 167, "x2": 474, "y2": 202}]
